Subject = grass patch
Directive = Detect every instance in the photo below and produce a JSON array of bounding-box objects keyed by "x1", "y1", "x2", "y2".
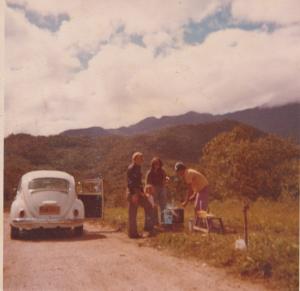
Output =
[{"x1": 103, "y1": 198, "x2": 299, "y2": 291}]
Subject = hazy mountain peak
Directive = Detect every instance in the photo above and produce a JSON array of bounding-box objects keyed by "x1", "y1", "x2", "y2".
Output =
[
  {"x1": 60, "y1": 103, "x2": 299, "y2": 141},
  {"x1": 60, "y1": 126, "x2": 110, "y2": 137}
]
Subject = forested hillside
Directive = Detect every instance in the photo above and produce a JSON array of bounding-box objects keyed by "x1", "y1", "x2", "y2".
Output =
[
  {"x1": 4, "y1": 120, "x2": 299, "y2": 206},
  {"x1": 4, "y1": 120, "x2": 241, "y2": 205}
]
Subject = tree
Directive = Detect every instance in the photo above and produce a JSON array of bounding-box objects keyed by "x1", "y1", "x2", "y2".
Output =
[{"x1": 200, "y1": 125, "x2": 299, "y2": 200}]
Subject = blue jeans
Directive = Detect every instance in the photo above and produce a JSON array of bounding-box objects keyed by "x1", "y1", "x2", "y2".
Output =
[
  {"x1": 128, "y1": 190, "x2": 154, "y2": 237},
  {"x1": 153, "y1": 186, "x2": 167, "y2": 225}
]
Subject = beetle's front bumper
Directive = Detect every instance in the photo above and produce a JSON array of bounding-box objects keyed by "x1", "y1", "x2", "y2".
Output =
[{"x1": 11, "y1": 218, "x2": 84, "y2": 229}]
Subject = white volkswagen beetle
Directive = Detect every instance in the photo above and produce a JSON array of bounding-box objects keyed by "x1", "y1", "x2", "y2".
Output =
[{"x1": 10, "y1": 170, "x2": 85, "y2": 239}]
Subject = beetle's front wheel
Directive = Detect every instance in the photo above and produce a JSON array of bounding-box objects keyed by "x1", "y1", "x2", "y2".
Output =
[
  {"x1": 10, "y1": 226, "x2": 20, "y2": 239},
  {"x1": 74, "y1": 225, "x2": 83, "y2": 236}
]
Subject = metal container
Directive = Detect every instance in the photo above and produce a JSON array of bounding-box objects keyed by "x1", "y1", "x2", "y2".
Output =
[
  {"x1": 188, "y1": 219, "x2": 194, "y2": 232},
  {"x1": 171, "y1": 208, "x2": 184, "y2": 223}
]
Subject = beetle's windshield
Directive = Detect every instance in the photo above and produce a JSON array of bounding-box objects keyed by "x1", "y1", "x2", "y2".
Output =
[{"x1": 28, "y1": 178, "x2": 69, "y2": 193}]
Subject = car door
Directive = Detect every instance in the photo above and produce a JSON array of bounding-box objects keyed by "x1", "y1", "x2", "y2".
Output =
[{"x1": 76, "y1": 178, "x2": 104, "y2": 218}]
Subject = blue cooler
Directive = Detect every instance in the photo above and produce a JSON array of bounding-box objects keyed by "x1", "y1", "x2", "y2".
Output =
[
  {"x1": 161, "y1": 207, "x2": 184, "y2": 225},
  {"x1": 161, "y1": 209, "x2": 173, "y2": 225}
]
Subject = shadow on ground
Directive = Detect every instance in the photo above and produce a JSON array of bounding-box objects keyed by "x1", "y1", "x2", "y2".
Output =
[{"x1": 16, "y1": 229, "x2": 108, "y2": 242}]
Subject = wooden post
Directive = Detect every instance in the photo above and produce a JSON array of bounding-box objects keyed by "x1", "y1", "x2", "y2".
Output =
[{"x1": 243, "y1": 202, "x2": 250, "y2": 248}]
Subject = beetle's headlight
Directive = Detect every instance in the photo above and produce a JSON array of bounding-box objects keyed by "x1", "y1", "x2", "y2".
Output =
[
  {"x1": 73, "y1": 209, "x2": 79, "y2": 217},
  {"x1": 19, "y1": 209, "x2": 26, "y2": 218}
]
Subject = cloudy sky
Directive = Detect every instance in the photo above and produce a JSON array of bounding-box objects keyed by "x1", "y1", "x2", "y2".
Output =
[{"x1": 5, "y1": 0, "x2": 300, "y2": 136}]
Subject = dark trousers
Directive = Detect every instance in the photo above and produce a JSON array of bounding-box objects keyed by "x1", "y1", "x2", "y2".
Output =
[
  {"x1": 152, "y1": 206, "x2": 159, "y2": 226},
  {"x1": 194, "y1": 186, "x2": 209, "y2": 211},
  {"x1": 128, "y1": 195, "x2": 154, "y2": 237}
]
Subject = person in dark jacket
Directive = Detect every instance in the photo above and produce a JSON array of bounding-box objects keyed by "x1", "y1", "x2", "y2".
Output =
[
  {"x1": 146, "y1": 157, "x2": 167, "y2": 225},
  {"x1": 127, "y1": 152, "x2": 154, "y2": 238}
]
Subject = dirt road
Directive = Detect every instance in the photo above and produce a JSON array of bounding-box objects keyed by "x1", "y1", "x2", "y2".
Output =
[{"x1": 4, "y1": 214, "x2": 266, "y2": 291}]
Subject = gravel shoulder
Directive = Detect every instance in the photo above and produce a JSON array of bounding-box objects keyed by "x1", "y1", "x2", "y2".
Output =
[{"x1": 4, "y1": 213, "x2": 267, "y2": 291}]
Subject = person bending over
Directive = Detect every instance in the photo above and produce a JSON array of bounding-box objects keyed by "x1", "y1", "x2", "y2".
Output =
[{"x1": 174, "y1": 162, "x2": 209, "y2": 212}]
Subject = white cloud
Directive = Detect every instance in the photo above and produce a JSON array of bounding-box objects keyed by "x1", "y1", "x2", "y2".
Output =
[
  {"x1": 5, "y1": 6, "x2": 80, "y2": 134},
  {"x1": 7, "y1": 0, "x2": 224, "y2": 51},
  {"x1": 60, "y1": 25, "x2": 300, "y2": 128},
  {"x1": 5, "y1": 0, "x2": 300, "y2": 135},
  {"x1": 124, "y1": 26, "x2": 300, "y2": 115},
  {"x1": 231, "y1": 0, "x2": 300, "y2": 25}
]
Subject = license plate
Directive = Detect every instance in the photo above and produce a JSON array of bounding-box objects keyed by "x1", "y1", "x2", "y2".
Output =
[{"x1": 39, "y1": 205, "x2": 60, "y2": 215}]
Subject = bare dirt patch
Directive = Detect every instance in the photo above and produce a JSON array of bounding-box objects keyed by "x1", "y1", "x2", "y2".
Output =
[{"x1": 4, "y1": 214, "x2": 267, "y2": 291}]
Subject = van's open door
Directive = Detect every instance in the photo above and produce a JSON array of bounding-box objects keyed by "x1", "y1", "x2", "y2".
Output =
[{"x1": 76, "y1": 177, "x2": 104, "y2": 219}]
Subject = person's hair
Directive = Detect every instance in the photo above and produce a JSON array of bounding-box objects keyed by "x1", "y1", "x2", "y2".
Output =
[
  {"x1": 151, "y1": 157, "x2": 163, "y2": 169},
  {"x1": 132, "y1": 152, "x2": 143, "y2": 162},
  {"x1": 175, "y1": 162, "x2": 186, "y2": 172}
]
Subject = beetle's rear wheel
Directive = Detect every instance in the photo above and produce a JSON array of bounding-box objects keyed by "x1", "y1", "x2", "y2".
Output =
[
  {"x1": 74, "y1": 225, "x2": 83, "y2": 236},
  {"x1": 10, "y1": 226, "x2": 20, "y2": 239}
]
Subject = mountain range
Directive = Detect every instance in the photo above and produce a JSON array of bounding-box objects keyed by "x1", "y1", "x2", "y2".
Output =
[{"x1": 60, "y1": 103, "x2": 300, "y2": 141}]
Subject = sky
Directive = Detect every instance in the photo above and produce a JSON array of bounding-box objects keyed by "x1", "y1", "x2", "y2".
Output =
[{"x1": 5, "y1": 0, "x2": 300, "y2": 136}]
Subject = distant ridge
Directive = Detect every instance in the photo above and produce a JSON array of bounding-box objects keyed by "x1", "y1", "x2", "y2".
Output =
[
  {"x1": 61, "y1": 126, "x2": 110, "y2": 137},
  {"x1": 108, "y1": 111, "x2": 216, "y2": 135},
  {"x1": 60, "y1": 102, "x2": 300, "y2": 141},
  {"x1": 223, "y1": 103, "x2": 300, "y2": 141}
]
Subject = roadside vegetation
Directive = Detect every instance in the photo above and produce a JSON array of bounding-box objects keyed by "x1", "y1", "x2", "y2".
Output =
[{"x1": 103, "y1": 198, "x2": 299, "y2": 291}]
